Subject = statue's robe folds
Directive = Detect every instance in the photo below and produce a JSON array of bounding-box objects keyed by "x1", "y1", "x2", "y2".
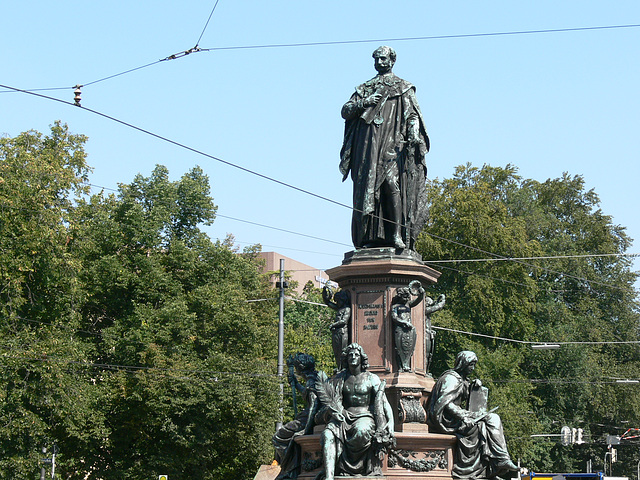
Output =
[
  {"x1": 427, "y1": 370, "x2": 513, "y2": 479},
  {"x1": 316, "y1": 370, "x2": 388, "y2": 477},
  {"x1": 340, "y1": 73, "x2": 429, "y2": 250}
]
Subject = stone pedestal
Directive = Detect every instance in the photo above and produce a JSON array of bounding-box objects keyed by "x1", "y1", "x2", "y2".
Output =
[
  {"x1": 326, "y1": 249, "x2": 441, "y2": 433},
  {"x1": 295, "y1": 432, "x2": 456, "y2": 480},
  {"x1": 294, "y1": 249, "x2": 456, "y2": 480}
]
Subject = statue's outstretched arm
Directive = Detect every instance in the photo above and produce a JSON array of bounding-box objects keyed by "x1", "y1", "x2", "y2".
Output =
[
  {"x1": 322, "y1": 286, "x2": 338, "y2": 310},
  {"x1": 408, "y1": 280, "x2": 425, "y2": 308},
  {"x1": 425, "y1": 294, "x2": 446, "y2": 315}
]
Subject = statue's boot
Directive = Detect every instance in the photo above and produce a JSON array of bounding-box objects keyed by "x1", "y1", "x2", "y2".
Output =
[
  {"x1": 503, "y1": 460, "x2": 519, "y2": 471},
  {"x1": 393, "y1": 234, "x2": 406, "y2": 249},
  {"x1": 495, "y1": 459, "x2": 519, "y2": 475}
]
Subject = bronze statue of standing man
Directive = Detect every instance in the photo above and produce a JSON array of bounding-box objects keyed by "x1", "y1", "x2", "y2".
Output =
[{"x1": 340, "y1": 46, "x2": 430, "y2": 251}]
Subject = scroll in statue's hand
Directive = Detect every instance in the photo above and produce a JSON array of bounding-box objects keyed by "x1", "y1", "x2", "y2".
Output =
[{"x1": 364, "y1": 93, "x2": 382, "y2": 107}]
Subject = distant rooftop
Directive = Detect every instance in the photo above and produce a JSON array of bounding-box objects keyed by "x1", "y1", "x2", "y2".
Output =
[{"x1": 257, "y1": 252, "x2": 334, "y2": 294}]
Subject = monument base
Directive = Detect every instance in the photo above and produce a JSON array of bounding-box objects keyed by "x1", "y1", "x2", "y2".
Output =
[
  {"x1": 342, "y1": 248, "x2": 425, "y2": 265},
  {"x1": 325, "y1": 255, "x2": 441, "y2": 431},
  {"x1": 293, "y1": 432, "x2": 456, "y2": 480}
]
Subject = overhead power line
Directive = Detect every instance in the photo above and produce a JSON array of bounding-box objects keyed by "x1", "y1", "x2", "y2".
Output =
[
  {"x1": 83, "y1": 60, "x2": 166, "y2": 88},
  {"x1": 2, "y1": 23, "x2": 639, "y2": 95},
  {"x1": 198, "y1": 23, "x2": 640, "y2": 52},
  {"x1": 231, "y1": 239, "x2": 344, "y2": 258},
  {"x1": 1, "y1": 193, "x2": 628, "y2": 279},
  {"x1": 423, "y1": 230, "x2": 631, "y2": 292},
  {"x1": 0, "y1": 192, "x2": 617, "y2": 291},
  {"x1": 427, "y1": 253, "x2": 639, "y2": 263},
  {"x1": 1, "y1": 83, "x2": 634, "y2": 295},
  {"x1": 216, "y1": 214, "x2": 351, "y2": 248},
  {"x1": 3, "y1": 85, "x2": 356, "y2": 212},
  {"x1": 433, "y1": 325, "x2": 640, "y2": 347},
  {"x1": 0, "y1": 350, "x2": 637, "y2": 386},
  {"x1": 195, "y1": 0, "x2": 222, "y2": 48},
  {"x1": 432, "y1": 263, "x2": 561, "y2": 292},
  {"x1": 0, "y1": 2, "x2": 222, "y2": 94}
]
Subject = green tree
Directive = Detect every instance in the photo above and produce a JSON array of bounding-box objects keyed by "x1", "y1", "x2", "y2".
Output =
[
  {"x1": 417, "y1": 164, "x2": 640, "y2": 473},
  {"x1": 0, "y1": 124, "x2": 283, "y2": 479},
  {"x1": 0, "y1": 122, "x2": 106, "y2": 478},
  {"x1": 70, "y1": 165, "x2": 280, "y2": 479},
  {"x1": 283, "y1": 282, "x2": 334, "y2": 373}
]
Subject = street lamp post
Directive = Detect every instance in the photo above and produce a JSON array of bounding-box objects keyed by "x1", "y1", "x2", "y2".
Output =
[
  {"x1": 603, "y1": 451, "x2": 611, "y2": 477},
  {"x1": 276, "y1": 258, "x2": 285, "y2": 432}
]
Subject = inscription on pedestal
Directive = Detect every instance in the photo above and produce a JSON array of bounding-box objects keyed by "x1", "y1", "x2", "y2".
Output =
[{"x1": 354, "y1": 292, "x2": 386, "y2": 369}]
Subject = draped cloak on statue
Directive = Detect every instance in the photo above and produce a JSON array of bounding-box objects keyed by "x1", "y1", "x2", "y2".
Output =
[
  {"x1": 427, "y1": 368, "x2": 514, "y2": 479},
  {"x1": 340, "y1": 72, "x2": 430, "y2": 250},
  {"x1": 315, "y1": 370, "x2": 391, "y2": 477}
]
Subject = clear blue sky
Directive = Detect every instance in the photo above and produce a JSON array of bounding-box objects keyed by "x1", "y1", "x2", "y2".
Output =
[{"x1": 2, "y1": 1, "x2": 639, "y2": 284}]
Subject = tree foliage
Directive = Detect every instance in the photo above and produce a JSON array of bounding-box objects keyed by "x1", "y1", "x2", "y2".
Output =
[
  {"x1": 0, "y1": 124, "x2": 281, "y2": 479},
  {"x1": 2, "y1": 125, "x2": 639, "y2": 479},
  {"x1": 417, "y1": 164, "x2": 640, "y2": 475}
]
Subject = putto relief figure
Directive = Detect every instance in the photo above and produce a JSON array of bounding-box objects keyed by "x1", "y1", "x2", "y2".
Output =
[
  {"x1": 314, "y1": 343, "x2": 395, "y2": 480},
  {"x1": 427, "y1": 351, "x2": 518, "y2": 479},
  {"x1": 322, "y1": 286, "x2": 351, "y2": 371},
  {"x1": 272, "y1": 353, "x2": 320, "y2": 480},
  {"x1": 340, "y1": 46, "x2": 430, "y2": 251},
  {"x1": 391, "y1": 280, "x2": 425, "y2": 372}
]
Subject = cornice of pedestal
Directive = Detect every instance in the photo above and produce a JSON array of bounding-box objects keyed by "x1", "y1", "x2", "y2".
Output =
[{"x1": 326, "y1": 251, "x2": 441, "y2": 286}]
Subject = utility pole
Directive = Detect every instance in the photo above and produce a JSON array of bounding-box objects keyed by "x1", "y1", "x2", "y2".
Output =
[{"x1": 276, "y1": 258, "x2": 286, "y2": 432}]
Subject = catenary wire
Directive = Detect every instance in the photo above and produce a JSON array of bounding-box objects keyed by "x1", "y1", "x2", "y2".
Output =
[
  {"x1": 0, "y1": 193, "x2": 627, "y2": 285},
  {"x1": 2, "y1": 23, "x2": 639, "y2": 94},
  {"x1": 423, "y1": 230, "x2": 629, "y2": 292},
  {"x1": 81, "y1": 183, "x2": 348, "y2": 250},
  {"x1": 0, "y1": 84, "x2": 355, "y2": 212},
  {"x1": 1, "y1": 84, "x2": 634, "y2": 294},
  {"x1": 433, "y1": 325, "x2": 640, "y2": 347},
  {"x1": 0, "y1": 195, "x2": 621, "y2": 297},
  {"x1": 432, "y1": 263, "x2": 566, "y2": 293},
  {"x1": 199, "y1": 23, "x2": 640, "y2": 52},
  {"x1": 7, "y1": 307, "x2": 638, "y2": 354},
  {"x1": 0, "y1": 352, "x2": 637, "y2": 386},
  {"x1": 216, "y1": 214, "x2": 351, "y2": 247},
  {"x1": 0, "y1": 197, "x2": 573, "y2": 287},
  {"x1": 231, "y1": 239, "x2": 344, "y2": 258},
  {"x1": 82, "y1": 60, "x2": 165, "y2": 88},
  {"x1": 427, "y1": 253, "x2": 639, "y2": 263},
  {"x1": 195, "y1": 0, "x2": 222, "y2": 48},
  {"x1": 80, "y1": 188, "x2": 640, "y2": 276}
]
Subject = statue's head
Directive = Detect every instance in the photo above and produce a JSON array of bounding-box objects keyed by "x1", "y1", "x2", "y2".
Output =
[
  {"x1": 335, "y1": 289, "x2": 351, "y2": 307},
  {"x1": 453, "y1": 350, "x2": 478, "y2": 376},
  {"x1": 394, "y1": 287, "x2": 412, "y2": 304},
  {"x1": 341, "y1": 343, "x2": 369, "y2": 371},
  {"x1": 291, "y1": 352, "x2": 316, "y2": 377},
  {"x1": 372, "y1": 46, "x2": 396, "y2": 74}
]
